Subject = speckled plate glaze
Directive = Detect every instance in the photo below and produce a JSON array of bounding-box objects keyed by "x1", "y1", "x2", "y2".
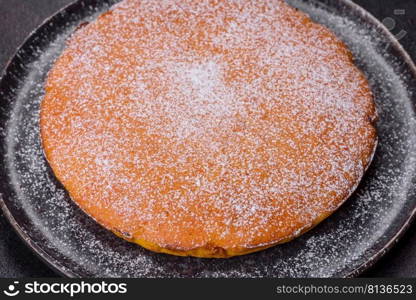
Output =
[{"x1": 0, "y1": 0, "x2": 415, "y2": 278}]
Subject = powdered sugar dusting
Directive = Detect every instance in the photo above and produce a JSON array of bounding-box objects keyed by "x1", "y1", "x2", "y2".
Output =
[
  {"x1": 41, "y1": 0, "x2": 377, "y2": 251},
  {"x1": 1, "y1": 0, "x2": 415, "y2": 277}
]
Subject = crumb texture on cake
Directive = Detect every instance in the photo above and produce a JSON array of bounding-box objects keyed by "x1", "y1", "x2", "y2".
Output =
[{"x1": 40, "y1": 0, "x2": 377, "y2": 257}]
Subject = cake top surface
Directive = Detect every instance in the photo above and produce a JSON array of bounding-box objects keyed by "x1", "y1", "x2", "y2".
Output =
[{"x1": 41, "y1": 0, "x2": 377, "y2": 252}]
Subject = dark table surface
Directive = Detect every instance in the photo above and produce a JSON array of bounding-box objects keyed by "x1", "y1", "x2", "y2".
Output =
[{"x1": 0, "y1": 0, "x2": 415, "y2": 278}]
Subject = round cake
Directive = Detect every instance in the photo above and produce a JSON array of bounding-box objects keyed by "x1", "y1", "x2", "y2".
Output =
[{"x1": 40, "y1": 0, "x2": 377, "y2": 257}]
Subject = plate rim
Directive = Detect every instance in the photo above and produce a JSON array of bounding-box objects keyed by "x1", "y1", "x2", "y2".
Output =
[{"x1": 0, "y1": 0, "x2": 415, "y2": 278}]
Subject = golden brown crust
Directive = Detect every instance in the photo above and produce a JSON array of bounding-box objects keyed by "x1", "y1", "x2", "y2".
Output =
[{"x1": 40, "y1": 0, "x2": 377, "y2": 258}]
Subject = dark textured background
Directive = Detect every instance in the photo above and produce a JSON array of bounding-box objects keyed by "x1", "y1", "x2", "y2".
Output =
[{"x1": 0, "y1": 0, "x2": 415, "y2": 278}]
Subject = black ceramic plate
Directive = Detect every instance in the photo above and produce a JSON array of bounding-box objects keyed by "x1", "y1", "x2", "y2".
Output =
[{"x1": 0, "y1": 0, "x2": 416, "y2": 278}]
